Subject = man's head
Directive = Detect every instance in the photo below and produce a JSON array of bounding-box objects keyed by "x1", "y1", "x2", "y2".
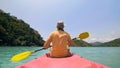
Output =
[{"x1": 57, "y1": 20, "x2": 64, "y2": 30}]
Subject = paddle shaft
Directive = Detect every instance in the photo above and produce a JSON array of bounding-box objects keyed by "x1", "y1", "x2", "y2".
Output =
[{"x1": 33, "y1": 48, "x2": 45, "y2": 53}]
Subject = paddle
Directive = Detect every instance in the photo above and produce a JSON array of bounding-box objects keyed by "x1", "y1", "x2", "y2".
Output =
[
  {"x1": 11, "y1": 32, "x2": 89, "y2": 62},
  {"x1": 77, "y1": 32, "x2": 89, "y2": 40}
]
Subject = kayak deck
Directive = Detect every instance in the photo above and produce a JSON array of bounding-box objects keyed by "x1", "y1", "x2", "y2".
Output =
[{"x1": 16, "y1": 53, "x2": 109, "y2": 68}]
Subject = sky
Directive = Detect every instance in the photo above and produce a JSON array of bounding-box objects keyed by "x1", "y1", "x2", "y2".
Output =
[{"x1": 0, "y1": 0, "x2": 120, "y2": 43}]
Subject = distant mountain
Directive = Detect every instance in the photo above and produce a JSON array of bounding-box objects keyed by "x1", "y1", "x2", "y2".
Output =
[
  {"x1": 0, "y1": 9, "x2": 44, "y2": 46},
  {"x1": 97, "y1": 38, "x2": 120, "y2": 47},
  {"x1": 72, "y1": 38, "x2": 92, "y2": 47},
  {"x1": 90, "y1": 42, "x2": 103, "y2": 46},
  {"x1": 72, "y1": 38, "x2": 120, "y2": 47}
]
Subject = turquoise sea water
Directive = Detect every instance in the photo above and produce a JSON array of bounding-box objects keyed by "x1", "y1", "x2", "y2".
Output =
[{"x1": 0, "y1": 47, "x2": 120, "y2": 68}]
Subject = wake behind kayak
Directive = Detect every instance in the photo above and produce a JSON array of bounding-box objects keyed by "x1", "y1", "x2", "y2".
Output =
[{"x1": 16, "y1": 53, "x2": 109, "y2": 68}]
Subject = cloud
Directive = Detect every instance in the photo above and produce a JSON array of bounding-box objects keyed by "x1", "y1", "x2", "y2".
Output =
[{"x1": 85, "y1": 30, "x2": 120, "y2": 43}]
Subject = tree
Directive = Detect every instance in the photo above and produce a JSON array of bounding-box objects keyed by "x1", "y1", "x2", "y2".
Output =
[{"x1": 0, "y1": 9, "x2": 44, "y2": 46}]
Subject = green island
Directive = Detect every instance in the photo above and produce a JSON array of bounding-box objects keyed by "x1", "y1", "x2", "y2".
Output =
[{"x1": 0, "y1": 9, "x2": 120, "y2": 47}]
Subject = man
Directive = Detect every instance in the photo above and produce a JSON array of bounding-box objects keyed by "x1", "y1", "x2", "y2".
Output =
[{"x1": 43, "y1": 20, "x2": 76, "y2": 58}]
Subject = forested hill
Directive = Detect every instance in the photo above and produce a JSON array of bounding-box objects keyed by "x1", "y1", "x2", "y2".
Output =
[
  {"x1": 72, "y1": 38, "x2": 92, "y2": 47},
  {"x1": 0, "y1": 9, "x2": 44, "y2": 46},
  {"x1": 97, "y1": 38, "x2": 120, "y2": 47}
]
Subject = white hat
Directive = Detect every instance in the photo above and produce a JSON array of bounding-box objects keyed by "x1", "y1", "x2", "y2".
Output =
[{"x1": 57, "y1": 20, "x2": 64, "y2": 28}]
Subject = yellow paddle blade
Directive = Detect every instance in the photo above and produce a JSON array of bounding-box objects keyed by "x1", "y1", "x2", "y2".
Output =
[
  {"x1": 11, "y1": 51, "x2": 31, "y2": 62},
  {"x1": 78, "y1": 32, "x2": 89, "y2": 39}
]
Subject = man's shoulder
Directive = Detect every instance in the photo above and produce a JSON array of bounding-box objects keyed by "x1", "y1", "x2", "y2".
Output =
[
  {"x1": 51, "y1": 30, "x2": 70, "y2": 35},
  {"x1": 64, "y1": 31, "x2": 69, "y2": 35},
  {"x1": 52, "y1": 30, "x2": 57, "y2": 33},
  {"x1": 50, "y1": 30, "x2": 57, "y2": 34}
]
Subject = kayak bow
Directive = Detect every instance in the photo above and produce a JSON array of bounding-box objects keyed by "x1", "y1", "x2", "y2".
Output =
[{"x1": 16, "y1": 53, "x2": 109, "y2": 68}]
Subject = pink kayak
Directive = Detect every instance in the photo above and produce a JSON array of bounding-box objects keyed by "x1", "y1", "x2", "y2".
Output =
[{"x1": 16, "y1": 53, "x2": 109, "y2": 68}]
